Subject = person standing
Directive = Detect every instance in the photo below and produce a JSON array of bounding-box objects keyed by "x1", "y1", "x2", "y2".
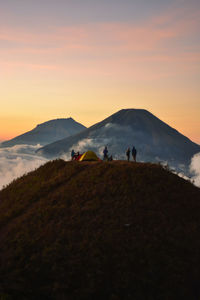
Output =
[
  {"x1": 126, "y1": 147, "x2": 130, "y2": 161},
  {"x1": 71, "y1": 149, "x2": 75, "y2": 160},
  {"x1": 103, "y1": 146, "x2": 108, "y2": 160},
  {"x1": 132, "y1": 146, "x2": 137, "y2": 162}
]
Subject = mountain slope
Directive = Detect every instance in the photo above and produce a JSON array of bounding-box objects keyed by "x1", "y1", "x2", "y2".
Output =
[
  {"x1": 0, "y1": 118, "x2": 86, "y2": 147},
  {"x1": 0, "y1": 160, "x2": 200, "y2": 299},
  {"x1": 37, "y1": 109, "x2": 200, "y2": 172}
]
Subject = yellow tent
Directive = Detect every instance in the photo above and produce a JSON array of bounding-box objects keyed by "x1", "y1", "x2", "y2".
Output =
[{"x1": 79, "y1": 150, "x2": 99, "y2": 161}]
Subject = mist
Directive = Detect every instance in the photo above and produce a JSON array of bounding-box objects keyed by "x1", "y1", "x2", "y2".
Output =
[
  {"x1": 0, "y1": 144, "x2": 47, "y2": 190},
  {"x1": 68, "y1": 123, "x2": 132, "y2": 160},
  {"x1": 190, "y1": 152, "x2": 200, "y2": 187},
  {"x1": 0, "y1": 139, "x2": 200, "y2": 191}
]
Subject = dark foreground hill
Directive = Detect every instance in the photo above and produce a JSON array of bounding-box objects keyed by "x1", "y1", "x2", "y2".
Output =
[
  {"x1": 0, "y1": 160, "x2": 200, "y2": 299},
  {"x1": 0, "y1": 118, "x2": 86, "y2": 147}
]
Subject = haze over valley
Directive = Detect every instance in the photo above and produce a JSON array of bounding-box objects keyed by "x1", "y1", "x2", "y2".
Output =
[{"x1": 0, "y1": 109, "x2": 200, "y2": 189}]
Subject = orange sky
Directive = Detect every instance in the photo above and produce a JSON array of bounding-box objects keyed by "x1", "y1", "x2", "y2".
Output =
[{"x1": 0, "y1": 0, "x2": 200, "y2": 144}]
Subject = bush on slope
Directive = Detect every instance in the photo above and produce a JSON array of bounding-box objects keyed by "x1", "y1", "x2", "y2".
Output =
[{"x1": 0, "y1": 160, "x2": 200, "y2": 299}]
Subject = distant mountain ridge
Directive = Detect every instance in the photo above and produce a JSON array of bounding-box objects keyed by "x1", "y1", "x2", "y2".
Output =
[
  {"x1": 0, "y1": 118, "x2": 86, "y2": 148},
  {"x1": 37, "y1": 109, "x2": 200, "y2": 173}
]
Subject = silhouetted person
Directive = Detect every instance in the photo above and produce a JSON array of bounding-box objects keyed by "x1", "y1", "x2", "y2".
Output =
[
  {"x1": 103, "y1": 146, "x2": 108, "y2": 160},
  {"x1": 71, "y1": 149, "x2": 75, "y2": 161},
  {"x1": 132, "y1": 146, "x2": 137, "y2": 162},
  {"x1": 73, "y1": 151, "x2": 80, "y2": 160},
  {"x1": 126, "y1": 147, "x2": 130, "y2": 161}
]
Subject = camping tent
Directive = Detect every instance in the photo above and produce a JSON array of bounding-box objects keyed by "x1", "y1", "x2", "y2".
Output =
[
  {"x1": 73, "y1": 154, "x2": 82, "y2": 161},
  {"x1": 79, "y1": 150, "x2": 99, "y2": 161}
]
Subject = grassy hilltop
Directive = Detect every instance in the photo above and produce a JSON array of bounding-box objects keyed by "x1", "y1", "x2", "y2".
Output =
[{"x1": 0, "y1": 160, "x2": 200, "y2": 299}]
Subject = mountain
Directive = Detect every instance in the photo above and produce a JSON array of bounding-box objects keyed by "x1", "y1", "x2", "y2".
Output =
[
  {"x1": 0, "y1": 160, "x2": 200, "y2": 299},
  {"x1": 0, "y1": 118, "x2": 86, "y2": 147},
  {"x1": 37, "y1": 109, "x2": 200, "y2": 172}
]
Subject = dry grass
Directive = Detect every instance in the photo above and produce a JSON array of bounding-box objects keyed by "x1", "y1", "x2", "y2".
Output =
[{"x1": 0, "y1": 160, "x2": 200, "y2": 299}]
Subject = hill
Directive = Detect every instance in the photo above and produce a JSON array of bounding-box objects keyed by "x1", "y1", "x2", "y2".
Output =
[
  {"x1": 0, "y1": 118, "x2": 86, "y2": 147},
  {"x1": 37, "y1": 109, "x2": 200, "y2": 173},
  {"x1": 0, "y1": 160, "x2": 200, "y2": 299}
]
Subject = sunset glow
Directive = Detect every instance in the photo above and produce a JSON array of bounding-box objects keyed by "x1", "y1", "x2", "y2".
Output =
[{"x1": 0, "y1": 0, "x2": 200, "y2": 143}]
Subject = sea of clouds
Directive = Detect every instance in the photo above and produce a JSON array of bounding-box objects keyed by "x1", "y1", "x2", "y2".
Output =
[
  {"x1": 62, "y1": 123, "x2": 133, "y2": 161},
  {"x1": 0, "y1": 141, "x2": 200, "y2": 190},
  {"x1": 0, "y1": 144, "x2": 47, "y2": 189},
  {"x1": 55, "y1": 129, "x2": 200, "y2": 189},
  {"x1": 68, "y1": 133, "x2": 200, "y2": 188},
  {"x1": 190, "y1": 152, "x2": 200, "y2": 187}
]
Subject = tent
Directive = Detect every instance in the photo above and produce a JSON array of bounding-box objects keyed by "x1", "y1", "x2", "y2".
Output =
[
  {"x1": 73, "y1": 154, "x2": 83, "y2": 161},
  {"x1": 79, "y1": 150, "x2": 99, "y2": 161}
]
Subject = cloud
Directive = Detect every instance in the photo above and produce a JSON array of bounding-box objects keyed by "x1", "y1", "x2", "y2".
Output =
[
  {"x1": 1, "y1": 138, "x2": 199, "y2": 191},
  {"x1": 68, "y1": 123, "x2": 134, "y2": 160},
  {"x1": 0, "y1": 126, "x2": 129, "y2": 189},
  {"x1": 190, "y1": 152, "x2": 200, "y2": 187},
  {"x1": 0, "y1": 144, "x2": 47, "y2": 190},
  {"x1": 1, "y1": 1, "x2": 199, "y2": 75},
  {"x1": 69, "y1": 138, "x2": 109, "y2": 159},
  {"x1": 0, "y1": 10, "x2": 199, "y2": 83}
]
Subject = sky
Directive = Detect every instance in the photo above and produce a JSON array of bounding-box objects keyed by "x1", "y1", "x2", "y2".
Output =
[{"x1": 0, "y1": 0, "x2": 200, "y2": 143}]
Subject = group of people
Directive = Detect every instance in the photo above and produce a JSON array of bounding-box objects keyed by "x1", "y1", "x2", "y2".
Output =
[
  {"x1": 71, "y1": 149, "x2": 81, "y2": 160},
  {"x1": 103, "y1": 146, "x2": 137, "y2": 162},
  {"x1": 126, "y1": 146, "x2": 137, "y2": 162},
  {"x1": 71, "y1": 146, "x2": 137, "y2": 161}
]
